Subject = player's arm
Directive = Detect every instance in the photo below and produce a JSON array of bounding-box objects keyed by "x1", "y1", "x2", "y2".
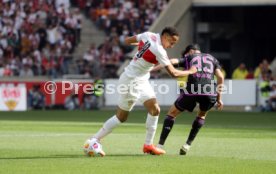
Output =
[
  {"x1": 169, "y1": 58, "x2": 180, "y2": 65},
  {"x1": 164, "y1": 64, "x2": 197, "y2": 77},
  {"x1": 125, "y1": 36, "x2": 139, "y2": 46},
  {"x1": 215, "y1": 68, "x2": 224, "y2": 110},
  {"x1": 151, "y1": 58, "x2": 179, "y2": 72}
]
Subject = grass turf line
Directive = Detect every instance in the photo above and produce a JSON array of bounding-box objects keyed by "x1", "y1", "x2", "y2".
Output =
[{"x1": 0, "y1": 110, "x2": 275, "y2": 174}]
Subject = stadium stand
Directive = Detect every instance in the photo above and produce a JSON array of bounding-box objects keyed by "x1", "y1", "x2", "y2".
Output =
[
  {"x1": 75, "y1": 0, "x2": 170, "y2": 78},
  {"x1": 0, "y1": 0, "x2": 78, "y2": 78}
]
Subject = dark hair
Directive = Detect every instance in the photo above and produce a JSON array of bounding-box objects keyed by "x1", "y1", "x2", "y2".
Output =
[
  {"x1": 183, "y1": 44, "x2": 201, "y2": 55},
  {"x1": 161, "y1": 27, "x2": 179, "y2": 36}
]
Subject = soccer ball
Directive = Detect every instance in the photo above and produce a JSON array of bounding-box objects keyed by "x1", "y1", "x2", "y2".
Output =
[{"x1": 83, "y1": 139, "x2": 105, "y2": 157}]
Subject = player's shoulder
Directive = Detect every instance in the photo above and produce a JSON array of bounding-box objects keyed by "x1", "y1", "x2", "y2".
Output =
[
  {"x1": 204, "y1": 53, "x2": 215, "y2": 58},
  {"x1": 186, "y1": 53, "x2": 216, "y2": 61},
  {"x1": 202, "y1": 53, "x2": 220, "y2": 65},
  {"x1": 205, "y1": 53, "x2": 218, "y2": 62},
  {"x1": 196, "y1": 53, "x2": 217, "y2": 60},
  {"x1": 186, "y1": 53, "x2": 200, "y2": 60},
  {"x1": 138, "y1": 32, "x2": 159, "y2": 43},
  {"x1": 140, "y1": 31, "x2": 157, "y2": 37}
]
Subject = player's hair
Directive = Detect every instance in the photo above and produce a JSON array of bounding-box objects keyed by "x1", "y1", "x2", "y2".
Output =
[
  {"x1": 161, "y1": 27, "x2": 179, "y2": 37},
  {"x1": 183, "y1": 44, "x2": 201, "y2": 55}
]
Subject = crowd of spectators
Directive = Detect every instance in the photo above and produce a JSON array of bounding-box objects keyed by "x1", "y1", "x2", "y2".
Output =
[
  {"x1": 1, "y1": 0, "x2": 275, "y2": 82},
  {"x1": 0, "y1": 0, "x2": 169, "y2": 79},
  {"x1": 230, "y1": 58, "x2": 276, "y2": 111},
  {"x1": 75, "y1": 0, "x2": 169, "y2": 78},
  {"x1": 0, "y1": 0, "x2": 82, "y2": 78},
  {"x1": 231, "y1": 59, "x2": 275, "y2": 81}
]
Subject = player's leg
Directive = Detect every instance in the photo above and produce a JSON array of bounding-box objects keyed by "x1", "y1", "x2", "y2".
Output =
[
  {"x1": 133, "y1": 80, "x2": 164, "y2": 155},
  {"x1": 157, "y1": 105, "x2": 181, "y2": 149},
  {"x1": 180, "y1": 96, "x2": 216, "y2": 155},
  {"x1": 143, "y1": 98, "x2": 160, "y2": 145},
  {"x1": 93, "y1": 107, "x2": 129, "y2": 140},
  {"x1": 88, "y1": 73, "x2": 137, "y2": 148},
  {"x1": 92, "y1": 73, "x2": 138, "y2": 141},
  {"x1": 142, "y1": 98, "x2": 166, "y2": 155},
  {"x1": 180, "y1": 110, "x2": 207, "y2": 155},
  {"x1": 87, "y1": 107, "x2": 129, "y2": 157},
  {"x1": 185, "y1": 110, "x2": 207, "y2": 146},
  {"x1": 158, "y1": 94, "x2": 196, "y2": 149},
  {"x1": 87, "y1": 92, "x2": 136, "y2": 156}
]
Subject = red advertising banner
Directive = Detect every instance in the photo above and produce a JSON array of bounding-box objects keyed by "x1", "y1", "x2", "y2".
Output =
[{"x1": 0, "y1": 81, "x2": 94, "y2": 106}]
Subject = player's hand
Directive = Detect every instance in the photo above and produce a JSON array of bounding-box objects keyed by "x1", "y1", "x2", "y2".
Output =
[
  {"x1": 130, "y1": 43, "x2": 139, "y2": 46},
  {"x1": 216, "y1": 100, "x2": 223, "y2": 110}
]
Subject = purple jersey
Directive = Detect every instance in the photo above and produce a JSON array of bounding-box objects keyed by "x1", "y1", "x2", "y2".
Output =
[{"x1": 178, "y1": 53, "x2": 221, "y2": 95}]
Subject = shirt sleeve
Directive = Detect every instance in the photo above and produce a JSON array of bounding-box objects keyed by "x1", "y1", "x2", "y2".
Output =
[
  {"x1": 136, "y1": 32, "x2": 149, "y2": 42},
  {"x1": 213, "y1": 57, "x2": 221, "y2": 70},
  {"x1": 156, "y1": 47, "x2": 171, "y2": 66}
]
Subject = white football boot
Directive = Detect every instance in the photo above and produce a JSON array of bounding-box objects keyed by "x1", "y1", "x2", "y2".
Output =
[{"x1": 179, "y1": 144, "x2": 190, "y2": 155}]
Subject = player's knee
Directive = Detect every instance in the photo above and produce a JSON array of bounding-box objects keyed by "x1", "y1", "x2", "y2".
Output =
[
  {"x1": 150, "y1": 105, "x2": 160, "y2": 116},
  {"x1": 118, "y1": 116, "x2": 128, "y2": 122},
  {"x1": 116, "y1": 108, "x2": 129, "y2": 122},
  {"x1": 167, "y1": 110, "x2": 179, "y2": 118},
  {"x1": 116, "y1": 114, "x2": 128, "y2": 122},
  {"x1": 144, "y1": 99, "x2": 160, "y2": 115},
  {"x1": 167, "y1": 106, "x2": 181, "y2": 118},
  {"x1": 198, "y1": 111, "x2": 207, "y2": 118}
]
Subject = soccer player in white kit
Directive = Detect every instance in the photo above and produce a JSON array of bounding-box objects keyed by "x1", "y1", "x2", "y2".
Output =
[{"x1": 87, "y1": 27, "x2": 197, "y2": 155}]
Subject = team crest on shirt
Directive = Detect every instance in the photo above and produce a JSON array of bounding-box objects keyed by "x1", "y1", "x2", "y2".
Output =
[{"x1": 150, "y1": 35, "x2": 157, "y2": 42}]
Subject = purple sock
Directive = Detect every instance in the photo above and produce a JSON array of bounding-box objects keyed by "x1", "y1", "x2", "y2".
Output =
[
  {"x1": 158, "y1": 115, "x2": 175, "y2": 145},
  {"x1": 186, "y1": 117, "x2": 205, "y2": 145}
]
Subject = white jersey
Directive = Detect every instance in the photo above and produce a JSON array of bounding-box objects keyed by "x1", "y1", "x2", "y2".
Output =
[{"x1": 124, "y1": 32, "x2": 171, "y2": 79}]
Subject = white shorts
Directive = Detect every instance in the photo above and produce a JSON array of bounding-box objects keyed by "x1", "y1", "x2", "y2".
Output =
[{"x1": 117, "y1": 73, "x2": 156, "y2": 111}]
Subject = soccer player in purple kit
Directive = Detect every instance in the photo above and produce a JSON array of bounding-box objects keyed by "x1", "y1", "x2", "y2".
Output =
[{"x1": 156, "y1": 44, "x2": 224, "y2": 155}]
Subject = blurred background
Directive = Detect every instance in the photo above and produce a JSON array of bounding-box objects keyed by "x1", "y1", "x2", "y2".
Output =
[{"x1": 0, "y1": 0, "x2": 275, "y2": 112}]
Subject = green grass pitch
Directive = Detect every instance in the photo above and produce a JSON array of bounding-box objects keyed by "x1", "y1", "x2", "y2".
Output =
[{"x1": 0, "y1": 110, "x2": 275, "y2": 174}]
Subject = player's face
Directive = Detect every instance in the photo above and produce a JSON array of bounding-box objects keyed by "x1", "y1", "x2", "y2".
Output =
[
  {"x1": 188, "y1": 49, "x2": 196, "y2": 55},
  {"x1": 162, "y1": 34, "x2": 179, "y2": 49}
]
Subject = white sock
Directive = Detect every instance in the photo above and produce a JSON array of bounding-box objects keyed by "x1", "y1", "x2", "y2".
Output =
[
  {"x1": 157, "y1": 144, "x2": 164, "y2": 149},
  {"x1": 93, "y1": 115, "x2": 121, "y2": 140},
  {"x1": 144, "y1": 113, "x2": 159, "y2": 145}
]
